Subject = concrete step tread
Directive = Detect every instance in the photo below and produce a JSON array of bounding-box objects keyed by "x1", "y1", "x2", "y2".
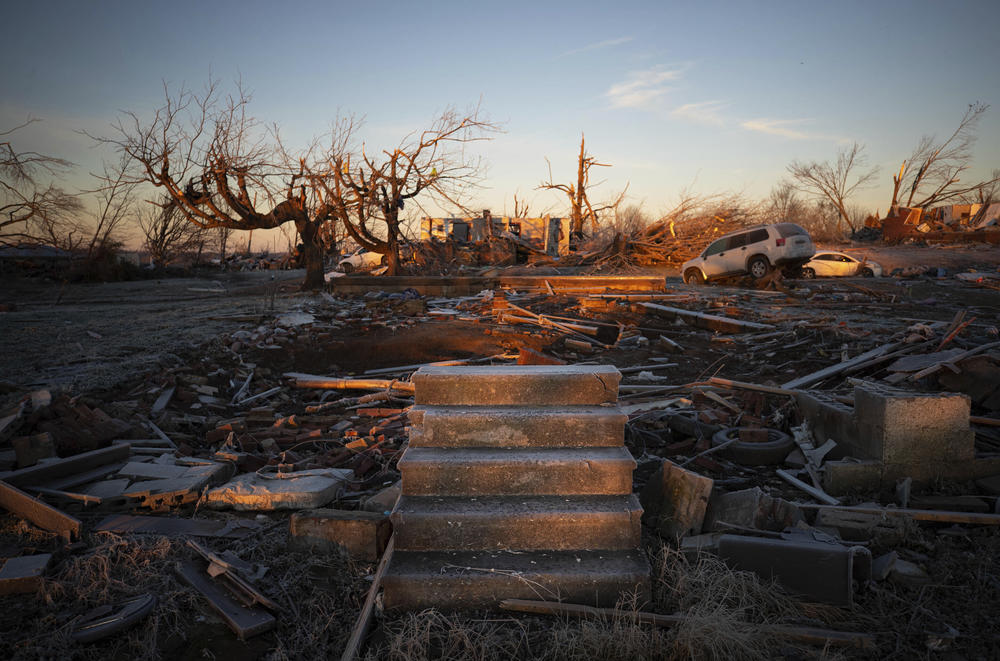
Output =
[
  {"x1": 409, "y1": 406, "x2": 626, "y2": 448},
  {"x1": 413, "y1": 365, "x2": 620, "y2": 406},
  {"x1": 398, "y1": 446, "x2": 636, "y2": 465},
  {"x1": 393, "y1": 494, "x2": 641, "y2": 516},
  {"x1": 383, "y1": 549, "x2": 651, "y2": 609},
  {"x1": 391, "y1": 495, "x2": 642, "y2": 551}
]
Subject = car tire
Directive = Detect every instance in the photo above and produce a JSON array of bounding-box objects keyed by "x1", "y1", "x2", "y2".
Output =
[
  {"x1": 861, "y1": 267, "x2": 874, "y2": 277},
  {"x1": 801, "y1": 267, "x2": 815, "y2": 279},
  {"x1": 711, "y1": 427, "x2": 795, "y2": 465},
  {"x1": 748, "y1": 256, "x2": 771, "y2": 279},
  {"x1": 683, "y1": 269, "x2": 705, "y2": 285}
]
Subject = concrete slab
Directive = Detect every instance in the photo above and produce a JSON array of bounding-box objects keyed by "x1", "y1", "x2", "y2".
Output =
[
  {"x1": 392, "y1": 495, "x2": 642, "y2": 551},
  {"x1": 412, "y1": 365, "x2": 620, "y2": 406},
  {"x1": 205, "y1": 468, "x2": 353, "y2": 510}
]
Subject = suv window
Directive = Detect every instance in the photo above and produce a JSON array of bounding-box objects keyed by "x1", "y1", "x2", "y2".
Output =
[
  {"x1": 746, "y1": 228, "x2": 769, "y2": 244},
  {"x1": 725, "y1": 233, "x2": 748, "y2": 250},
  {"x1": 704, "y1": 238, "x2": 728, "y2": 257},
  {"x1": 776, "y1": 223, "x2": 808, "y2": 238}
]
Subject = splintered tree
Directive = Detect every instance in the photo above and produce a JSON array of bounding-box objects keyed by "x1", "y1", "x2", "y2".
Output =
[
  {"x1": 787, "y1": 142, "x2": 879, "y2": 234},
  {"x1": 98, "y1": 81, "x2": 335, "y2": 289},
  {"x1": 1, "y1": 118, "x2": 82, "y2": 247},
  {"x1": 889, "y1": 102, "x2": 1000, "y2": 210},
  {"x1": 539, "y1": 134, "x2": 627, "y2": 242},
  {"x1": 315, "y1": 109, "x2": 498, "y2": 276}
]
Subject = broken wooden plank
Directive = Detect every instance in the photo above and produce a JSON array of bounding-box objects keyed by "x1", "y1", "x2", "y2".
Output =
[
  {"x1": 176, "y1": 560, "x2": 275, "y2": 640},
  {"x1": 0, "y1": 481, "x2": 82, "y2": 540},
  {"x1": 704, "y1": 377, "x2": 798, "y2": 397},
  {"x1": 909, "y1": 340, "x2": 1000, "y2": 381},
  {"x1": 95, "y1": 514, "x2": 262, "y2": 538},
  {"x1": 803, "y1": 504, "x2": 1000, "y2": 525},
  {"x1": 781, "y1": 342, "x2": 903, "y2": 390},
  {"x1": 24, "y1": 486, "x2": 103, "y2": 506},
  {"x1": 1, "y1": 444, "x2": 131, "y2": 489},
  {"x1": 640, "y1": 302, "x2": 775, "y2": 334},
  {"x1": 340, "y1": 536, "x2": 394, "y2": 661},
  {"x1": 776, "y1": 469, "x2": 840, "y2": 506},
  {"x1": 284, "y1": 374, "x2": 416, "y2": 394},
  {"x1": 151, "y1": 386, "x2": 175, "y2": 414},
  {"x1": 186, "y1": 540, "x2": 278, "y2": 611}
]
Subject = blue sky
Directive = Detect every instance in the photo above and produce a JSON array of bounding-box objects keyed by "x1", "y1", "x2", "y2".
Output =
[{"x1": 3, "y1": 0, "x2": 999, "y2": 242}]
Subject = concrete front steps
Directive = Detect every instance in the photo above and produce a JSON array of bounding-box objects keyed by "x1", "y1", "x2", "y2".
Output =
[{"x1": 383, "y1": 365, "x2": 651, "y2": 610}]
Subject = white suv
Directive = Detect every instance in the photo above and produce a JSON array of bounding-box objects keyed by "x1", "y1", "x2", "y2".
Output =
[{"x1": 681, "y1": 223, "x2": 815, "y2": 284}]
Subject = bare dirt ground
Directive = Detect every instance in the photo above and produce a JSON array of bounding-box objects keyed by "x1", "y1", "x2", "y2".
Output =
[
  {"x1": 1, "y1": 245, "x2": 1000, "y2": 660},
  {"x1": 0, "y1": 270, "x2": 307, "y2": 393}
]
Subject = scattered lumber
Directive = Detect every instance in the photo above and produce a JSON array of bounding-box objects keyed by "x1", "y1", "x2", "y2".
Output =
[
  {"x1": 640, "y1": 302, "x2": 775, "y2": 334},
  {"x1": 284, "y1": 374, "x2": 416, "y2": 394}
]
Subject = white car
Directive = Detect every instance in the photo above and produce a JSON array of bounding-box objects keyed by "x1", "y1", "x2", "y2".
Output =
[
  {"x1": 681, "y1": 223, "x2": 815, "y2": 284},
  {"x1": 337, "y1": 250, "x2": 385, "y2": 273},
  {"x1": 800, "y1": 251, "x2": 882, "y2": 278}
]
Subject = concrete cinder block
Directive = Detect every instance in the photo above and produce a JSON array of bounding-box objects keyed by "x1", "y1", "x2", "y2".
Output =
[
  {"x1": 639, "y1": 459, "x2": 713, "y2": 539},
  {"x1": 823, "y1": 459, "x2": 883, "y2": 495},
  {"x1": 289, "y1": 509, "x2": 390, "y2": 562},
  {"x1": 703, "y1": 487, "x2": 802, "y2": 532},
  {"x1": 412, "y1": 365, "x2": 620, "y2": 406}
]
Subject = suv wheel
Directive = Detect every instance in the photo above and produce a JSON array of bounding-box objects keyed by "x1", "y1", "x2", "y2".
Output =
[
  {"x1": 683, "y1": 269, "x2": 705, "y2": 285},
  {"x1": 748, "y1": 256, "x2": 771, "y2": 279}
]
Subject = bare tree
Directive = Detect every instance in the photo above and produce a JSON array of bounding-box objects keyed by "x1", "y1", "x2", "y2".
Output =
[
  {"x1": 890, "y1": 102, "x2": 1000, "y2": 210},
  {"x1": 1, "y1": 118, "x2": 82, "y2": 246},
  {"x1": 84, "y1": 154, "x2": 138, "y2": 259},
  {"x1": 767, "y1": 180, "x2": 805, "y2": 222},
  {"x1": 96, "y1": 80, "x2": 336, "y2": 289},
  {"x1": 139, "y1": 198, "x2": 200, "y2": 266},
  {"x1": 539, "y1": 134, "x2": 627, "y2": 241},
  {"x1": 787, "y1": 143, "x2": 879, "y2": 233},
  {"x1": 315, "y1": 108, "x2": 499, "y2": 276}
]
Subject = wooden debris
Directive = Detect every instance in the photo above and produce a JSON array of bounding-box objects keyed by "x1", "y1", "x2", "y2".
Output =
[
  {"x1": 340, "y1": 536, "x2": 394, "y2": 661},
  {"x1": 640, "y1": 302, "x2": 775, "y2": 334},
  {"x1": 0, "y1": 481, "x2": 82, "y2": 540},
  {"x1": 176, "y1": 560, "x2": 275, "y2": 640},
  {"x1": 284, "y1": 374, "x2": 416, "y2": 394}
]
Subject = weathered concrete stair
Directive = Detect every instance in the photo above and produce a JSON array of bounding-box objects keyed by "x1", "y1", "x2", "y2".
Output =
[{"x1": 383, "y1": 365, "x2": 651, "y2": 610}]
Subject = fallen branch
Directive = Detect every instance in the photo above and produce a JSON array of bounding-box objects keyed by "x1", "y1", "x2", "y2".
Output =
[{"x1": 499, "y1": 599, "x2": 875, "y2": 649}]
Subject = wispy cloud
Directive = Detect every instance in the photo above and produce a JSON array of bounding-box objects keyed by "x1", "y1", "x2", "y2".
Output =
[
  {"x1": 605, "y1": 67, "x2": 681, "y2": 109},
  {"x1": 559, "y1": 36, "x2": 633, "y2": 58},
  {"x1": 671, "y1": 100, "x2": 726, "y2": 126},
  {"x1": 740, "y1": 117, "x2": 850, "y2": 142}
]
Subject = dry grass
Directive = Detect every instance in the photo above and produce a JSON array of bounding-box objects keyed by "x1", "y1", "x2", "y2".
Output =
[
  {"x1": 0, "y1": 512, "x2": 367, "y2": 661},
  {"x1": 364, "y1": 543, "x2": 849, "y2": 661}
]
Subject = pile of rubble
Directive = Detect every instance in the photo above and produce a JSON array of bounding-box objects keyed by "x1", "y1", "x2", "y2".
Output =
[{"x1": 2, "y1": 274, "x2": 999, "y2": 657}]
